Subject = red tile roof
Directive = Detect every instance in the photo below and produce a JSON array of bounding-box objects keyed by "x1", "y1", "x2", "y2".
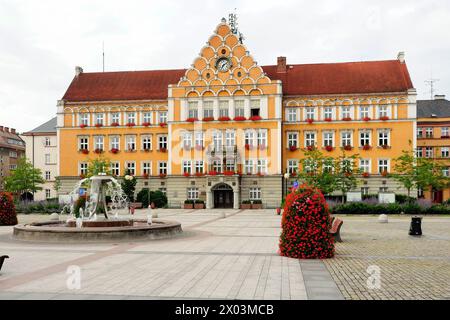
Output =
[{"x1": 62, "y1": 60, "x2": 414, "y2": 102}]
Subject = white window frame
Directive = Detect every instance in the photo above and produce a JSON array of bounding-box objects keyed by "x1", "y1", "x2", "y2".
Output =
[
  {"x1": 359, "y1": 159, "x2": 371, "y2": 173},
  {"x1": 94, "y1": 136, "x2": 104, "y2": 151},
  {"x1": 359, "y1": 130, "x2": 371, "y2": 146},
  {"x1": 249, "y1": 187, "x2": 262, "y2": 200},
  {"x1": 323, "y1": 131, "x2": 334, "y2": 147},
  {"x1": 110, "y1": 135, "x2": 120, "y2": 150},
  {"x1": 125, "y1": 161, "x2": 136, "y2": 175},
  {"x1": 142, "y1": 135, "x2": 152, "y2": 150},
  {"x1": 287, "y1": 132, "x2": 298, "y2": 148},
  {"x1": 304, "y1": 132, "x2": 316, "y2": 147},
  {"x1": 378, "y1": 159, "x2": 389, "y2": 174},
  {"x1": 126, "y1": 112, "x2": 136, "y2": 124},
  {"x1": 341, "y1": 131, "x2": 352, "y2": 147},
  {"x1": 142, "y1": 161, "x2": 152, "y2": 175},
  {"x1": 111, "y1": 161, "x2": 120, "y2": 176},
  {"x1": 287, "y1": 159, "x2": 298, "y2": 174},
  {"x1": 126, "y1": 135, "x2": 136, "y2": 151}
]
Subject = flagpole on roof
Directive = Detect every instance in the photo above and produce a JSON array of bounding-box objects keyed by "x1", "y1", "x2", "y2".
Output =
[{"x1": 102, "y1": 41, "x2": 105, "y2": 72}]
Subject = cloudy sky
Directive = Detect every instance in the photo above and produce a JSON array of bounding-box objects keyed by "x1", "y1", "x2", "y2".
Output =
[{"x1": 1, "y1": 0, "x2": 449, "y2": 133}]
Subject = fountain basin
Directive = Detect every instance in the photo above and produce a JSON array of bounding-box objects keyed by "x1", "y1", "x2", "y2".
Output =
[{"x1": 13, "y1": 219, "x2": 182, "y2": 242}]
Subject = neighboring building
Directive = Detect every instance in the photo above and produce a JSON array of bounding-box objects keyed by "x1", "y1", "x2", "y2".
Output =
[
  {"x1": 57, "y1": 19, "x2": 417, "y2": 208},
  {"x1": 417, "y1": 95, "x2": 450, "y2": 202},
  {"x1": 0, "y1": 126, "x2": 26, "y2": 191},
  {"x1": 21, "y1": 118, "x2": 58, "y2": 201}
]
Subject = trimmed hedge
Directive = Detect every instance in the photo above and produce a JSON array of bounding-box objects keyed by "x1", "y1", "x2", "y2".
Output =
[{"x1": 331, "y1": 202, "x2": 449, "y2": 215}]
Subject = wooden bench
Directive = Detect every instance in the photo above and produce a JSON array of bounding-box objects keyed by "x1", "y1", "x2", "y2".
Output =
[
  {"x1": 329, "y1": 217, "x2": 343, "y2": 243},
  {"x1": 0, "y1": 255, "x2": 8, "y2": 273}
]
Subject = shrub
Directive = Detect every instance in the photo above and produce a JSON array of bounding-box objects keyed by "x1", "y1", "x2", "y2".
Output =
[
  {"x1": 195, "y1": 200, "x2": 205, "y2": 204},
  {"x1": 242, "y1": 200, "x2": 251, "y2": 204},
  {"x1": 0, "y1": 192, "x2": 18, "y2": 226},
  {"x1": 402, "y1": 203, "x2": 422, "y2": 215},
  {"x1": 425, "y1": 205, "x2": 450, "y2": 215},
  {"x1": 395, "y1": 194, "x2": 416, "y2": 204},
  {"x1": 184, "y1": 199, "x2": 194, "y2": 204},
  {"x1": 279, "y1": 185, "x2": 334, "y2": 259},
  {"x1": 136, "y1": 189, "x2": 168, "y2": 208},
  {"x1": 252, "y1": 199, "x2": 262, "y2": 204}
]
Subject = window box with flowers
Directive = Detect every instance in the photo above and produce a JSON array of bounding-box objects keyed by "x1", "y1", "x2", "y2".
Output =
[
  {"x1": 184, "y1": 200, "x2": 194, "y2": 209},
  {"x1": 380, "y1": 144, "x2": 390, "y2": 149},
  {"x1": 240, "y1": 200, "x2": 252, "y2": 209},
  {"x1": 324, "y1": 118, "x2": 332, "y2": 122},
  {"x1": 159, "y1": 147, "x2": 167, "y2": 153},
  {"x1": 342, "y1": 117, "x2": 352, "y2": 121},
  {"x1": 194, "y1": 172, "x2": 205, "y2": 177},
  {"x1": 94, "y1": 148, "x2": 103, "y2": 154},
  {"x1": 143, "y1": 148, "x2": 151, "y2": 153},
  {"x1": 233, "y1": 116, "x2": 246, "y2": 121},
  {"x1": 343, "y1": 145, "x2": 353, "y2": 151},
  {"x1": 183, "y1": 172, "x2": 191, "y2": 177},
  {"x1": 379, "y1": 116, "x2": 390, "y2": 121},
  {"x1": 363, "y1": 117, "x2": 371, "y2": 122},
  {"x1": 111, "y1": 122, "x2": 119, "y2": 127},
  {"x1": 249, "y1": 115, "x2": 262, "y2": 121},
  {"x1": 194, "y1": 200, "x2": 205, "y2": 209},
  {"x1": 218, "y1": 116, "x2": 231, "y2": 121},
  {"x1": 245, "y1": 144, "x2": 253, "y2": 151},
  {"x1": 306, "y1": 118, "x2": 314, "y2": 124},
  {"x1": 224, "y1": 170, "x2": 235, "y2": 176},
  {"x1": 142, "y1": 122, "x2": 151, "y2": 127},
  {"x1": 126, "y1": 148, "x2": 136, "y2": 153},
  {"x1": 256, "y1": 172, "x2": 265, "y2": 177},
  {"x1": 110, "y1": 148, "x2": 119, "y2": 154},
  {"x1": 202, "y1": 117, "x2": 214, "y2": 122},
  {"x1": 289, "y1": 145, "x2": 298, "y2": 152},
  {"x1": 80, "y1": 149, "x2": 89, "y2": 155},
  {"x1": 325, "y1": 145, "x2": 334, "y2": 152},
  {"x1": 306, "y1": 145, "x2": 315, "y2": 151},
  {"x1": 208, "y1": 170, "x2": 218, "y2": 176},
  {"x1": 143, "y1": 172, "x2": 149, "y2": 179},
  {"x1": 126, "y1": 122, "x2": 136, "y2": 127},
  {"x1": 79, "y1": 174, "x2": 86, "y2": 179},
  {"x1": 159, "y1": 122, "x2": 167, "y2": 128},
  {"x1": 95, "y1": 123, "x2": 103, "y2": 128},
  {"x1": 362, "y1": 145, "x2": 372, "y2": 151},
  {"x1": 441, "y1": 135, "x2": 450, "y2": 139},
  {"x1": 381, "y1": 170, "x2": 388, "y2": 177},
  {"x1": 290, "y1": 171, "x2": 297, "y2": 178},
  {"x1": 159, "y1": 173, "x2": 167, "y2": 179},
  {"x1": 79, "y1": 124, "x2": 88, "y2": 129},
  {"x1": 362, "y1": 172, "x2": 370, "y2": 178},
  {"x1": 186, "y1": 117, "x2": 198, "y2": 123}
]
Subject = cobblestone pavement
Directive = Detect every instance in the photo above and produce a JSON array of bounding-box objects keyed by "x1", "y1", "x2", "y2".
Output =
[{"x1": 324, "y1": 215, "x2": 450, "y2": 300}]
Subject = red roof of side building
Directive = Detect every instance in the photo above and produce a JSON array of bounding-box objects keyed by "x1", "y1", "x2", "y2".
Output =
[{"x1": 62, "y1": 60, "x2": 414, "y2": 102}]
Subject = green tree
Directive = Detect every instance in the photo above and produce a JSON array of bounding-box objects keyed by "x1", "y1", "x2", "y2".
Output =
[
  {"x1": 4, "y1": 157, "x2": 45, "y2": 198},
  {"x1": 298, "y1": 149, "x2": 337, "y2": 195},
  {"x1": 86, "y1": 157, "x2": 111, "y2": 178},
  {"x1": 334, "y1": 153, "x2": 360, "y2": 203}
]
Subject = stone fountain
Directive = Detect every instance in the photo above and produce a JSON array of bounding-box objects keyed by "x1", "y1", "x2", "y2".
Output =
[{"x1": 13, "y1": 174, "x2": 182, "y2": 242}]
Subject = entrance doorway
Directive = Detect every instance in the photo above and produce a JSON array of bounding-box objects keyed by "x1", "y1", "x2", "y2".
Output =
[
  {"x1": 432, "y1": 189, "x2": 443, "y2": 203},
  {"x1": 212, "y1": 183, "x2": 234, "y2": 208}
]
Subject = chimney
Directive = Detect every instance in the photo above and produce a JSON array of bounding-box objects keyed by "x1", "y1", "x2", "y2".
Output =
[
  {"x1": 277, "y1": 56, "x2": 287, "y2": 73},
  {"x1": 4, "y1": 127, "x2": 9, "y2": 133},
  {"x1": 434, "y1": 94, "x2": 446, "y2": 100},
  {"x1": 11, "y1": 128, "x2": 16, "y2": 134},
  {"x1": 397, "y1": 51, "x2": 405, "y2": 63},
  {"x1": 75, "y1": 66, "x2": 83, "y2": 77}
]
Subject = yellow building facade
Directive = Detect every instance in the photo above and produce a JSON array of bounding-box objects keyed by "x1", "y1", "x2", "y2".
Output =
[{"x1": 57, "y1": 19, "x2": 417, "y2": 208}]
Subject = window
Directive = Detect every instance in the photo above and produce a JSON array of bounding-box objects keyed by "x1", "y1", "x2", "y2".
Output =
[
  {"x1": 45, "y1": 189, "x2": 51, "y2": 199},
  {"x1": 379, "y1": 187, "x2": 389, "y2": 193},
  {"x1": 359, "y1": 159, "x2": 370, "y2": 173},
  {"x1": 361, "y1": 187, "x2": 369, "y2": 195},
  {"x1": 442, "y1": 127, "x2": 449, "y2": 138},
  {"x1": 203, "y1": 101, "x2": 214, "y2": 119},
  {"x1": 125, "y1": 162, "x2": 136, "y2": 175},
  {"x1": 323, "y1": 107, "x2": 333, "y2": 120},
  {"x1": 219, "y1": 100, "x2": 229, "y2": 117},
  {"x1": 257, "y1": 159, "x2": 267, "y2": 174},
  {"x1": 95, "y1": 113, "x2": 104, "y2": 125},
  {"x1": 441, "y1": 147, "x2": 449, "y2": 158},
  {"x1": 425, "y1": 127, "x2": 433, "y2": 138},
  {"x1": 110, "y1": 136, "x2": 120, "y2": 150},
  {"x1": 416, "y1": 148, "x2": 423, "y2": 158},
  {"x1": 360, "y1": 131, "x2": 371, "y2": 146},
  {"x1": 143, "y1": 112, "x2": 152, "y2": 124},
  {"x1": 195, "y1": 160, "x2": 204, "y2": 173},
  {"x1": 425, "y1": 147, "x2": 433, "y2": 158},
  {"x1": 417, "y1": 127, "x2": 423, "y2": 138},
  {"x1": 225, "y1": 159, "x2": 235, "y2": 172},
  {"x1": 45, "y1": 171, "x2": 51, "y2": 180},
  {"x1": 188, "y1": 101, "x2": 199, "y2": 119},
  {"x1": 79, "y1": 113, "x2": 89, "y2": 126},
  {"x1": 213, "y1": 130, "x2": 223, "y2": 150},
  {"x1": 159, "y1": 111, "x2": 167, "y2": 124},
  {"x1": 126, "y1": 112, "x2": 136, "y2": 124},
  {"x1": 225, "y1": 130, "x2": 235, "y2": 147},
  {"x1": 287, "y1": 108, "x2": 297, "y2": 122},
  {"x1": 341, "y1": 106, "x2": 351, "y2": 119},
  {"x1": 287, "y1": 160, "x2": 298, "y2": 174},
  {"x1": 245, "y1": 130, "x2": 255, "y2": 147},
  {"x1": 183, "y1": 132, "x2": 193, "y2": 149},
  {"x1": 378, "y1": 159, "x2": 389, "y2": 174},
  {"x1": 158, "y1": 135, "x2": 168, "y2": 150},
  {"x1": 187, "y1": 187, "x2": 199, "y2": 200},
  {"x1": 111, "y1": 112, "x2": 120, "y2": 125},
  {"x1": 341, "y1": 131, "x2": 352, "y2": 147},
  {"x1": 194, "y1": 131, "x2": 204, "y2": 148},
  {"x1": 142, "y1": 135, "x2": 152, "y2": 150},
  {"x1": 235, "y1": 100, "x2": 245, "y2": 117},
  {"x1": 378, "y1": 105, "x2": 388, "y2": 118},
  {"x1": 126, "y1": 135, "x2": 136, "y2": 151},
  {"x1": 94, "y1": 136, "x2": 104, "y2": 151},
  {"x1": 257, "y1": 129, "x2": 267, "y2": 147},
  {"x1": 287, "y1": 132, "x2": 298, "y2": 148},
  {"x1": 249, "y1": 187, "x2": 261, "y2": 200},
  {"x1": 111, "y1": 162, "x2": 120, "y2": 176},
  {"x1": 45, "y1": 154, "x2": 51, "y2": 164},
  {"x1": 79, "y1": 137, "x2": 89, "y2": 150},
  {"x1": 212, "y1": 159, "x2": 222, "y2": 173},
  {"x1": 250, "y1": 99, "x2": 260, "y2": 117},
  {"x1": 305, "y1": 132, "x2": 316, "y2": 147},
  {"x1": 378, "y1": 130, "x2": 389, "y2": 146},
  {"x1": 245, "y1": 159, "x2": 254, "y2": 174},
  {"x1": 158, "y1": 162, "x2": 167, "y2": 175},
  {"x1": 9, "y1": 151, "x2": 17, "y2": 158},
  {"x1": 183, "y1": 160, "x2": 192, "y2": 174},
  {"x1": 45, "y1": 137, "x2": 51, "y2": 147},
  {"x1": 443, "y1": 167, "x2": 450, "y2": 177},
  {"x1": 360, "y1": 106, "x2": 370, "y2": 119},
  {"x1": 79, "y1": 162, "x2": 88, "y2": 175},
  {"x1": 9, "y1": 164, "x2": 17, "y2": 170},
  {"x1": 305, "y1": 107, "x2": 315, "y2": 120},
  {"x1": 323, "y1": 132, "x2": 334, "y2": 147}
]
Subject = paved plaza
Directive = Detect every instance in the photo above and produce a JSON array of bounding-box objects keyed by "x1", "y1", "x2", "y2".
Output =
[{"x1": 0, "y1": 209, "x2": 449, "y2": 300}]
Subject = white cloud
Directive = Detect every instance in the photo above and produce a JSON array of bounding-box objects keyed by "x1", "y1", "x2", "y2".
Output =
[{"x1": 0, "y1": 0, "x2": 449, "y2": 132}]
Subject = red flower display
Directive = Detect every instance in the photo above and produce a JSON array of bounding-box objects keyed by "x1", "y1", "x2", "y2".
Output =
[
  {"x1": 279, "y1": 185, "x2": 334, "y2": 259},
  {"x1": 290, "y1": 171, "x2": 297, "y2": 178},
  {"x1": 159, "y1": 173, "x2": 167, "y2": 178},
  {"x1": 186, "y1": 117, "x2": 198, "y2": 122},
  {"x1": 362, "y1": 172, "x2": 370, "y2": 178},
  {"x1": 325, "y1": 145, "x2": 333, "y2": 152},
  {"x1": 249, "y1": 115, "x2": 262, "y2": 121},
  {"x1": 110, "y1": 148, "x2": 119, "y2": 154},
  {"x1": 202, "y1": 117, "x2": 214, "y2": 122},
  {"x1": 0, "y1": 192, "x2": 18, "y2": 226},
  {"x1": 306, "y1": 118, "x2": 314, "y2": 124},
  {"x1": 80, "y1": 149, "x2": 89, "y2": 154},
  {"x1": 224, "y1": 170, "x2": 235, "y2": 176},
  {"x1": 324, "y1": 118, "x2": 332, "y2": 122},
  {"x1": 126, "y1": 122, "x2": 136, "y2": 127},
  {"x1": 208, "y1": 170, "x2": 218, "y2": 176},
  {"x1": 143, "y1": 173, "x2": 149, "y2": 179},
  {"x1": 379, "y1": 116, "x2": 389, "y2": 121},
  {"x1": 245, "y1": 144, "x2": 253, "y2": 150},
  {"x1": 306, "y1": 145, "x2": 315, "y2": 151},
  {"x1": 159, "y1": 148, "x2": 167, "y2": 153},
  {"x1": 95, "y1": 123, "x2": 103, "y2": 128},
  {"x1": 218, "y1": 116, "x2": 231, "y2": 121},
  {"x1": 233, "y1": 116, "x2": 246, "y2": 121},
  {"x1": 363, "y1": 117, "x2": 371, "y2": 122},
  {"x1": 159, "y1": 122, "x2": 167, "y2": 128},
  {"x1": 183, "y1": 172, "x2": 191, "y2": 177},
  {"x1": 111, "y1": 122, "x2": 119, "y2": 127},
  {"x1": 195, "y1": 172, "x2": 205, "y2": 177},
  {"x1": 343, "y1": 145, "x2": 353, "y2": 151},
  {"x1": 142, "y1": 122, "x2": 151, "y2": 127},
  {"x1": 79, "y1": 124, "x2": 87, "y2": 128},
  {"x1": 289, "y1": 145, "x2": 298, "y2": 152},
  {"x1": 362, "y1": 145, "x2": 371, "y2": 151},
  {"x1": 94, "y1": 148, "x2": 103, "y2": 154},
  {"x1": 342, "y1": 117, "x2": 352, "y2": 121}
]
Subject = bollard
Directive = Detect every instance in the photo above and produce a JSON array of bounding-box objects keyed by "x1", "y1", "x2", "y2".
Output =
[{"x1": 409, "y1": 216, "x2": 422, "y2": 236}]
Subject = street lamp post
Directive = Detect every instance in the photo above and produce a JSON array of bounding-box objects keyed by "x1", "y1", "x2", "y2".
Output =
[{"x1": 284, "y1": 172, "x2": 290, "y2": 197}]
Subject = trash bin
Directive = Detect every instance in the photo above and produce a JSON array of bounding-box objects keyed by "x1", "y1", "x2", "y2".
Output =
[{"x1": 409, "y1": 216, "x2": 422, "y2": 236}]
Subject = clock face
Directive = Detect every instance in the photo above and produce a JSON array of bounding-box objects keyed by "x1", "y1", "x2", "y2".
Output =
[{"x1": 215, "y1": 57, "x2": 231, "y2": 72}]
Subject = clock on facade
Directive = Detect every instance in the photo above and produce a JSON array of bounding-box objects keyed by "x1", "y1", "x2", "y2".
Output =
[{"x1": 215, "y1": 57, "x2": 232, "y2": 72}]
